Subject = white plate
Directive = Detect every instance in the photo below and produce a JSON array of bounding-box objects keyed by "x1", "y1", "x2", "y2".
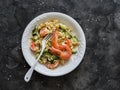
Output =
[{"x1": 21, "y1": 12, "x2": 86, "y2": 76}]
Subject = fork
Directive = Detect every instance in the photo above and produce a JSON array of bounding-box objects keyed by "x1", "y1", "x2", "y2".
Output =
[{"x1": 24, "y1": 33, "x2": 53, "y2": 82}]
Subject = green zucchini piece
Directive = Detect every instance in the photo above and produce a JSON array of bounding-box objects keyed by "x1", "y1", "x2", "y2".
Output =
[
  {"x1": 44, "y1": 49, "x2": 49, "y2": 53},
  {"x1": 65, "y1": 32, "x2": 72, "y2": 39},
  {"x1": 32, "y1": 28, "x2": 39, "y2": 36},
  {"x1": 59, "y1": 23, "x2": 67, "y2": 30},
  {"x1": 32, "y1": 28, "x2": 37, "y2": 36},
  {"x1": 43, "y1": 52, "x2": 51, "y2": 58},
  {"x1": 59, "y1": 29, "x2": 63, "y2": 32},
  {"x1": 33, "y1": 35, "x2": 39, "y2": 40},
  {"x1": 51, "y1": 55, "x2": 59, "y2": 60},
  {"x1": 32, "y1": 28, "x2": 36, "y2": 36},
  {"x1": 72, "y1": 48, "x2": 77, "y2": 54},
  {"x1": 71, "y1": 36, "x2": 79, "y2": 43},
  {"x1": 47, "y1": 41, "x2": 51, "y2": 46}
]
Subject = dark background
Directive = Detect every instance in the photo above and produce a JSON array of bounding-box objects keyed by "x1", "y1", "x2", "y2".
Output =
[{"x1": 0, "y1": 0, "x2": 120, "y2": 90}]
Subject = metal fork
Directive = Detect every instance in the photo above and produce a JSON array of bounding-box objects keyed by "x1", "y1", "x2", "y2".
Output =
[{"x1": 24, "y1": 33, "x2": 53, "y2": 82}]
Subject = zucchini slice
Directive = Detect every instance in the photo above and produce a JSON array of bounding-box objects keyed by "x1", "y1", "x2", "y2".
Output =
[
  {"x1": 59, "y1": 23, "x2": 68, "y2": 30},
  {"x1": 72, "y1": 48, "x2": 77, "y2": 54}
]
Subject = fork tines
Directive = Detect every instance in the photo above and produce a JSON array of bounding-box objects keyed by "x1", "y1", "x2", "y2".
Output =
[{"x1": 44, "y1": 33, "x2": 53, "y2": 41}]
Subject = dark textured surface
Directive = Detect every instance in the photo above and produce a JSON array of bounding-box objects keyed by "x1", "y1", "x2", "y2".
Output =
[{"x1": 0, "y1": 0, "x2": 120, "y2": 90}]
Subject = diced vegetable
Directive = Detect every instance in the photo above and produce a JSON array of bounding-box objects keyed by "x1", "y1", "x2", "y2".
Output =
[
  {"x1": 59, "y1": 29, "x2": 63, "y2": 32},
  {"x1": 47, "y1": 41, "x2": 51, "y2": 46},
  {"x1": 72, "y1": 36, "x2": 79, "y2": 42},
  {"x1": 44, "y1": 49, "x2": 49, "y2": 53},
  {"x1": 65, "y1": 32, "x2": 72, "y2": 39},
  {"x1": 43, "y1": 52, "x2": 51, "y2": 58},
  {"x1": 33, "y1": 35, "x2": 39, "y2": 40},
  {"x1": 59, "y1": 28, "x2": 72, "y2": 39},
  {"x1": 71, "y1": 36, "x2": 79, "y2": 46},
  {"x1": 72, "y1": 48, "x2": 77, "y2": 54},
  {"x1": 59, "y1": 23, "x2": 67, "y2": 30},
  {"x1": 32, "y1": 28, "x2": 38, "y2": 36},
  {"x1": 35, "y1": 40, "x2": 40, "y2": 45},
  {"x1": 39, "y1": 56, "x2": 47, "y2": 64},
  {"x1": 51, "y1": 55, "x2": 59, "y2": 60}
]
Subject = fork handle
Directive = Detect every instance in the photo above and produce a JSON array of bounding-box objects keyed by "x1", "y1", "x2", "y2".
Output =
[
  {"x1": 24, "y1": 66, "x2": 34, "y2": 82},
  {"x1": 24, "y1": 48, "x2": 44, "y2": 82}
]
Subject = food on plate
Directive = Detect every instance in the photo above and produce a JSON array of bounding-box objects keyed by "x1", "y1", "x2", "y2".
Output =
[{"x1": 30, "y1": 19, "x2": 79, "y2": 69}]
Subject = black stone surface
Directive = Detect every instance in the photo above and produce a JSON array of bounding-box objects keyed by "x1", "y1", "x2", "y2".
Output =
[{"x1": 0, "y1": 0, "x2": 120, "y2": 90}]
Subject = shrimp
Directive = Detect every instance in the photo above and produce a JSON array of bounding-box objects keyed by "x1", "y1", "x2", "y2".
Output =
[
  {"x1": 51, "y1": 28, "x2": 71, "y2": 49},
  {"x1": 59, "y1": 38, "x2": 71, "y2": 50},
  {"x1": 30, "y1": 41, "x2": 39, "y2": 51},
  {"x1": 45, "y1": 60, "x2": 59, "y2": 69},
  {"x1": 59, "y1": 44, "x2": 72, "y2": 60},
  {"x1": 50, "y1": 46, "x2": 61, "y2": 55},
  {"x1": 40, "y1": 27, "x2": 48, "y2": 37},
  {"x1": 50, "y1": 45, "x2": 72, "y2": 60},
  {"x1": 50, "y1": 29, "x2": 72, "y2": 60},
  {"x1": 51, "y1": 28, "x2": 59, "y2": 48}
]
